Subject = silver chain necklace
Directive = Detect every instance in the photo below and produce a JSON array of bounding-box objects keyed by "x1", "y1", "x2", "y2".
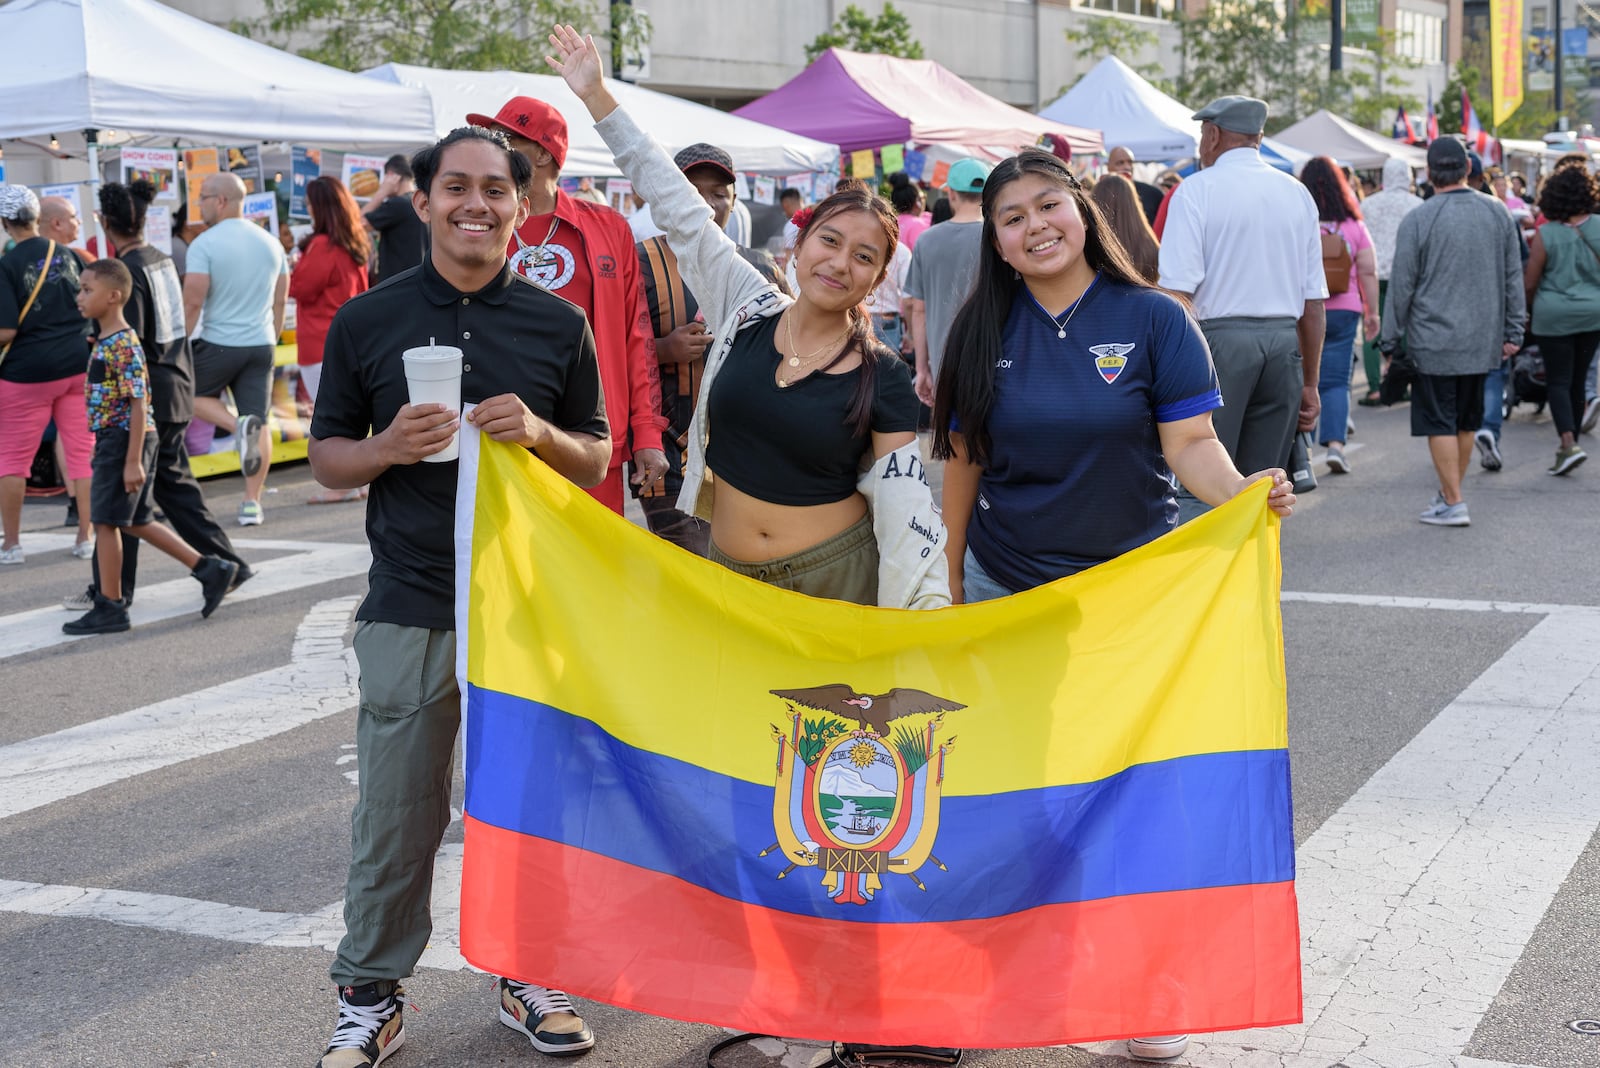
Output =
[{"x1": 1031, "y1": 274, "x2": 1099, "y2": 339}]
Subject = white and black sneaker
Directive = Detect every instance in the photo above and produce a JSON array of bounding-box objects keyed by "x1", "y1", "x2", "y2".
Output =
[
  {"x1": 1475, "y1": 428, "x2": 1503, "y2": 471},
  {"x1": 237, "y1": 413, "x2": 264, "y2": 478},
  {"x1": 498, "y1": 978, "x2": 595, "y2": 1056},
  {"x1": 318, "y1": 982, "x2": 408, "y2": 1068}
]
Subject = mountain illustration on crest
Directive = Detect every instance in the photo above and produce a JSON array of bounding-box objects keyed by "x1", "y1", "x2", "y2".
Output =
[{"x1": 820, "y1": 764, "x2": 894, "y2": 797}]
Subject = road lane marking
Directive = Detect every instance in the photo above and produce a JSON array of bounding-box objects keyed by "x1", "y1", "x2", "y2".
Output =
[
  {"x1": 0, "y1": 543, "x2": 369, "y2": 661},
  {"x1": 0, "y1": 597, "x2": 358, "y2": 821},
  {"x1": 1079, "y1": 608, "x2": 1600, "y2": 1067}
]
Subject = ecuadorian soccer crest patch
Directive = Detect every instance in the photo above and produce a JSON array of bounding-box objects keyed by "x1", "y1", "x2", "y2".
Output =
[{"x1": 1089, "y1": 343, "x2": 1135, "y2": 384}]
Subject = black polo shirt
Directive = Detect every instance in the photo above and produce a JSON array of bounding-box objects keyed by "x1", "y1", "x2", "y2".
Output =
[{"x1": 311, "y1": 255, "x2": 608, "y2": 631}]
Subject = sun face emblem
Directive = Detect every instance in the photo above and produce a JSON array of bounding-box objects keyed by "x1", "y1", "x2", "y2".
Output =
[{"x1": 848, "y1": 741, "x2": 878, "y2": 768}]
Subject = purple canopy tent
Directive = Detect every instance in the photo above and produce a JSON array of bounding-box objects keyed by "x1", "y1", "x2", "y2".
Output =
[{"x1": 734, "y1": 48, "x2": 1103, "y2": 161}]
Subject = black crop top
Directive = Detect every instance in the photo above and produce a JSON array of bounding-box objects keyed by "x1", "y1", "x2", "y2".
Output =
[{"x1": 706, "y1": 313, "x2": 919, "y2": 505}]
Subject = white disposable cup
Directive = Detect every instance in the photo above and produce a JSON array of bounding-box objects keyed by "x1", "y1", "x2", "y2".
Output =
[{"x1": 402, "y1": 344, "x2": 463, "y2": 463}]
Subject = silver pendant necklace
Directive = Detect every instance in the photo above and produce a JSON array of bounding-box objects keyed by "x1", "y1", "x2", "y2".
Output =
[{"x1": 1034, "y1": 274, "x2": 1099, "y2": 339}]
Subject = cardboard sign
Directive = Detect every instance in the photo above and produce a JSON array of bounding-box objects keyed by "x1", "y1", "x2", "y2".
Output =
[
  {"x1": 342, "y1": 153, "x2": 387, "y2": 202},
  {"x1": 183, "y1": 148, "x2": 220, "y2": 220},
  {"x1": 121, "y1": 147, "x2": 179, "y2": 204}
]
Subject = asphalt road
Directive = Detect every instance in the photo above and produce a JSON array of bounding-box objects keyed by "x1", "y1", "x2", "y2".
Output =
[{"x1": 0, "y1": 391, "x2": 1597, "y2": 1068}]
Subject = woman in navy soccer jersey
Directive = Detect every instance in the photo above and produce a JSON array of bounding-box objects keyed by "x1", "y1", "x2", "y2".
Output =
[{"x1": 930, "y1": 144, "x2": 1297, "y2": 1063}]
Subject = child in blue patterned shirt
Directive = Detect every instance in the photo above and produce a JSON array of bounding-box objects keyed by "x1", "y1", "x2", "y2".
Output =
[{"x1": 65, "y1": 258, "x2": 238, "y2": 635}]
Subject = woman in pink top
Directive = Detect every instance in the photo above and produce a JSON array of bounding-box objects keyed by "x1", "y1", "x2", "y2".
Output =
[
  {"x1": 889, "y1": 172, "x2": 931, "y2": 250},
  {"x1": 1301, "y1": 157, "x2": 1378, "y2": 474},
  {"x1": 289, "y1": 175, "x2": 369, "y2": 503}
]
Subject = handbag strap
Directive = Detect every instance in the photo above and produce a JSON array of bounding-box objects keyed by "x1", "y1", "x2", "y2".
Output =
[{"x1": 0, "y1": 239, "x2": 58, "y2": 363}]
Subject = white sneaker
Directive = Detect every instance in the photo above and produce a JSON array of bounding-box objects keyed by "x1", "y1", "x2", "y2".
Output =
[
  {"x1": 1581, "y1": 395, "x2": 1600, "y2": 434},
  {"x1": 1474, "y1": 428, "x2": 1502, "y2": 471},
  {"x1": 1129, "y1": 1034, "x2": 1190, "y2": 1060},
  {"x1": 72, "y1": 539, "x2": 94, "y2": 559},
  {"x1": 0, "y1": 544, "x2": 23, "y2": 565}
]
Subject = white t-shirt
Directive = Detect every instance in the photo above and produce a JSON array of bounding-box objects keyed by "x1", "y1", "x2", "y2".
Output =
[{"x1": 1157, "y1": 148, "x2": 1327, "y2": 320}]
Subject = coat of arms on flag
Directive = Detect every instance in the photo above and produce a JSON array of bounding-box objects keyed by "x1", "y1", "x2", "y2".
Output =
[{"x1": 452, "y1": 422, "x2": 1302, "y2": 1049}]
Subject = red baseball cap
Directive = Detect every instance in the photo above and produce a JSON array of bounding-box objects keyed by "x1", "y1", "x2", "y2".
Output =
[{"x1": 466, "y1": 96, "x2": 569, "y2": 169}]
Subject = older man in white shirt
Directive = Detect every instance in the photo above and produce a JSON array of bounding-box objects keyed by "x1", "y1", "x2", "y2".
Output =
[{"x1": 1158, "y1": 95, "x2": 1328, "y2": 521}]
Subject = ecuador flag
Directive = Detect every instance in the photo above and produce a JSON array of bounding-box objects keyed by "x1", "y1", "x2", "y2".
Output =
[{"x1": 453, "y1": 425, "x2": 1300, "y2": 1049}]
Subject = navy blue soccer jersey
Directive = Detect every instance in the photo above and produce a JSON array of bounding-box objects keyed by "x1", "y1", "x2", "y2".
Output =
[{"x1": 965, "y1": 279, "x2": 1221, "y2": 592}]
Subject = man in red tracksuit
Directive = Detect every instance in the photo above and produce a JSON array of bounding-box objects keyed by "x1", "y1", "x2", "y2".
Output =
[{"x1": 467, "y1": 97, "x2": 667, "y2": 512}]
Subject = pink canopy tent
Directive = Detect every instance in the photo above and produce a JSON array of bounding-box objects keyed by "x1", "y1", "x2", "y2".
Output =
[{"x1": 734, "y1": 49, "x2": 1103, "y2": 161}]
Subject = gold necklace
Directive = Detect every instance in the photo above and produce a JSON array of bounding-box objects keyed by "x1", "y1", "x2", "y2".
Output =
[
  {"x1": 513, "y1": 215, "x2": 561, "y2": 270},
  {"x1": 778, "y1": 313, "x2": 851, "y2": 388}
]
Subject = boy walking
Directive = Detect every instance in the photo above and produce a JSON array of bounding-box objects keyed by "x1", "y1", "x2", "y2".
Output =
[{"x1": 66, "y1": 259, "x2": 238, "y2": 635}]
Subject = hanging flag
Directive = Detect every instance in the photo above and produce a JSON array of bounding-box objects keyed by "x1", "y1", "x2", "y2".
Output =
[
  {"x1": 1393, "y1": 106, "x2": 1417, "y2": 144},
  {"x1": 1426, "y1": 85, "x2": 1440, "y2": 141},
  {"x1": 452, "y1": 425, "x2": 1302, "y2": 1049},
  {"x1": 1490, "y1": 0, "x2": 1526, "y2": 126},
  {"x1": 1462, "y1": 88, "x2": 1491, "y2": 155}
]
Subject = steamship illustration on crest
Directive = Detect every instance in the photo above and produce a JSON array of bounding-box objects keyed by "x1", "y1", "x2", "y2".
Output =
[{"x1": 761, "y1": 684, "x2": 964, "y2": 906}]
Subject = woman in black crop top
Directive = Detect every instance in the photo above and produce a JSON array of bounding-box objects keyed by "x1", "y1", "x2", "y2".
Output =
[{"x1": 553, "y1": 26, "x2": 927, "y2": 608}]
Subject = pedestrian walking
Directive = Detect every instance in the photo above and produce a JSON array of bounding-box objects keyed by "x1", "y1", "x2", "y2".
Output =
[
  {"x1": 465, "y1": 94, "x2": 668, "y2": 513},
  {"x1": 889, "y1": 171, "x2": 931, "y2": 250},
  {"x1": 60, "y1": 180, "x2": 251, "y2": 612},
  {"x1": 63, "y1": 258, "x2": 237, "y2": 634},
  {"x1": 1358, "y1": 158, "x2": 1423, "y2": 409},
  {"x1": 0, "y1": 184, "x2": 94, "y2": 565},
  {"x1": 905, "y1": 158, "x2": 990, "y2": 406},
  {"x1": 307, "y1": 126, "x2": 611, "y2": 1068},
  {"x1": 1090, "y1": 173, "x2": 1160, "y2": 283},
  {"x1": 359, "y1": 154, "x2": 427, "y2": 284},
  {"x1": 1299, "y1": 156, "x2": 1379, "y2": 473},
  {"x1": 291, "y1": 176, "x2": 371, "y2": 504},
  {"x1": 183, "y1": 172, "x2": 289, "y2": 526},
  {"x1": 1522, "y1": 163, "x2": 1600, "y2": 475},
  {"x1": 1379, "y1": 137, "x2": 1525, "y2": 527},
  {"x1": 930, "y1": 143, "x2": 1296, "y2": 1067},
  {"x1": 1157, "y1": 95, "x2": 1327, "y2": 522}
]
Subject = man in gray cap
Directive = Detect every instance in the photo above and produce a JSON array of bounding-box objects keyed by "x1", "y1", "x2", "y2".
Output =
[
  {"x1": 1158, "y1": 95, "x2": 1327, "y2": 524},
  {"x1": 1378, "y1": 135, "x2": 1523, "y2": 527}
]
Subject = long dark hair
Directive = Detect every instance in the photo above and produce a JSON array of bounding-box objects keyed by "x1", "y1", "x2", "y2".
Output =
[
  {"x1": 1300, "y1": 156, "x2": 1363, "y2": 223},
  {"x1": 932, "y1": 148, "x2": 1152, "y2": 466},
  {"x1": 1090, "y1": 173, "x2": 1160, "y2": 283},
  {"x1": 791, "y1": 185, "x2": 900, "y2": 437},
  {"x1": 306, "y1": 176, "x2": 370, "y2": 265}
]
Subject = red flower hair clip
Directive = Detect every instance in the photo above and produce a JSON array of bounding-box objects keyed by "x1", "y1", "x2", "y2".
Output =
[{"x1": 790, "y1": 207, "x2": 814, "y2": 232}]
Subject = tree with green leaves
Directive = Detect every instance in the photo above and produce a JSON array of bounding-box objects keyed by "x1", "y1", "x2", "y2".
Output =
[
  {"x1": 1443, "y1": 41, "x2": 1566, "y2": 141},
  {"x1": 805, "y1": 2, "x2": 925, "y2": 64},
  {"x1": 1059, "y1": 15, "x2": 1170, "y2": 97},
  {"x1": 237, "y1": 0, "x2": 650, "y2": 76},
  {"x1": 1172, "y1": 0, "x2": 1303, "y2": 126}
]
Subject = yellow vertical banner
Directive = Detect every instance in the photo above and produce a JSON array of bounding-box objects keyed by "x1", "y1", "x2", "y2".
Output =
[
  {"x1": 1491, "y1": 0, "x2": 1524, "y2": 125},
  {"x1": 850, "y1": 149, "x2": 877, "y2": 178}
]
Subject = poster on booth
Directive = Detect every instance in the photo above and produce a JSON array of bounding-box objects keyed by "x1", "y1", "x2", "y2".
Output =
[
  {"x1": 145, "y1": 205, "x2": 174, "y2": 255},
  {"x1": 342, "y1": 154, "x2": 386, "y2": 202},
  {"x1": 605, "y1": 178, "x2": 634, "y2": 215},
  {"x1": 290, "y1": 147, "x2": 322, "y2": 219},
  {"x1": 903, "y1": 150, "x2": 928, "y2": 182},
  {"x1": 242, "y1": 191, "x2": 279, "y2": 235},
  {"x1": 184, "y1": 148, "x2": 220, "y2": 220},
  {"x1": 38, "y1": 184, "x2": 82, "y2": 223},
  {"x1": 224, "y1": 145, "x2": 263, "y2": 194},
  {"x1": 751, "y1": 175, "x2": 777, "y2": 206},
  {"x1": 881, "y1": 144, "x2": 905, "y2": 174},
  {"x1": 784, "y1": 174, "x2": 811, "y2": 202},
  {"x1": 122, "y1": 148, "x2": 179, "y2": 204}
]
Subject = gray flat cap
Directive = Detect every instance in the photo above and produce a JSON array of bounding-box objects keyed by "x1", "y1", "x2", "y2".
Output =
[{"x1": 1192, "y1": 95, "x2": 1268, "y2": 136}]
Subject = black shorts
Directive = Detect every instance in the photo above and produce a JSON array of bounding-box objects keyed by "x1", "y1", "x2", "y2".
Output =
[
  {"x1": 90, "y1": 427, "x2": 160, "y2": 527},
  {"x1": 1410, "y1": 372, "x2": 1487, "y2": 437},
  {"x1": 192, "y1": 339, "x2": 273, "y2": 421}
]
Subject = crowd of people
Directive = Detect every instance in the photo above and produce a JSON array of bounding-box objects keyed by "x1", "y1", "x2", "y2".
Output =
[{"x1": 0, "y1": 42, "x2": 1596, "y2": 1068}]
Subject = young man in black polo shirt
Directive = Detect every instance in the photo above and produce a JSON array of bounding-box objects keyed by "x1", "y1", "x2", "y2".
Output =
[{"x1": 308, "y1": 126, "x2": 610, "y2": 1068}]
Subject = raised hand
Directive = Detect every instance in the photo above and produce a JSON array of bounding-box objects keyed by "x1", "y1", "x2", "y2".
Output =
[{"x1": 545, "y1": 24, "x2": 607, "y2": 106}]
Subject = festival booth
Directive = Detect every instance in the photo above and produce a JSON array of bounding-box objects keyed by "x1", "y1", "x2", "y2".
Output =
[
  {"x1": 1040, "y1": 57, "x2": 1310, "y2": 175},
  {"x1": 731, "y1": 48, "x2": 1103, "y2": 179},
  {"x1": 0, "y1": 0, "x2": 438, "y2": 476},
  {"x1": 1271, "y1": 110, "x2": 1428, "y2": 171},
  {"x1": 362, "y1": 63, "x2": 840, "y2": 180}
]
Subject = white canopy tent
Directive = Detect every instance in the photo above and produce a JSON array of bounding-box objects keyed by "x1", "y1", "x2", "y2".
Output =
[
  {"x1": 363, "y1": 64, "x2": 841, "y2": 177},
  {"x1": 0, "y1": 0, "x2": 436, "y2": 166},
  {"x1": 1272, "y1": 110, "x2": 1428, "y2": 170},
  {"x1": 1040, "y1": 56, "x2": 1199, "y2": 162}
]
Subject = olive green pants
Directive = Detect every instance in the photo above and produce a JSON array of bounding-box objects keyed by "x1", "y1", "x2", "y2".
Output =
[
  {"x1": 330, "y1": 621, "x2": 460, "y2": 990},
  {"x1": 708, "y1": 513, "x2": 879, "y2": 605}
]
